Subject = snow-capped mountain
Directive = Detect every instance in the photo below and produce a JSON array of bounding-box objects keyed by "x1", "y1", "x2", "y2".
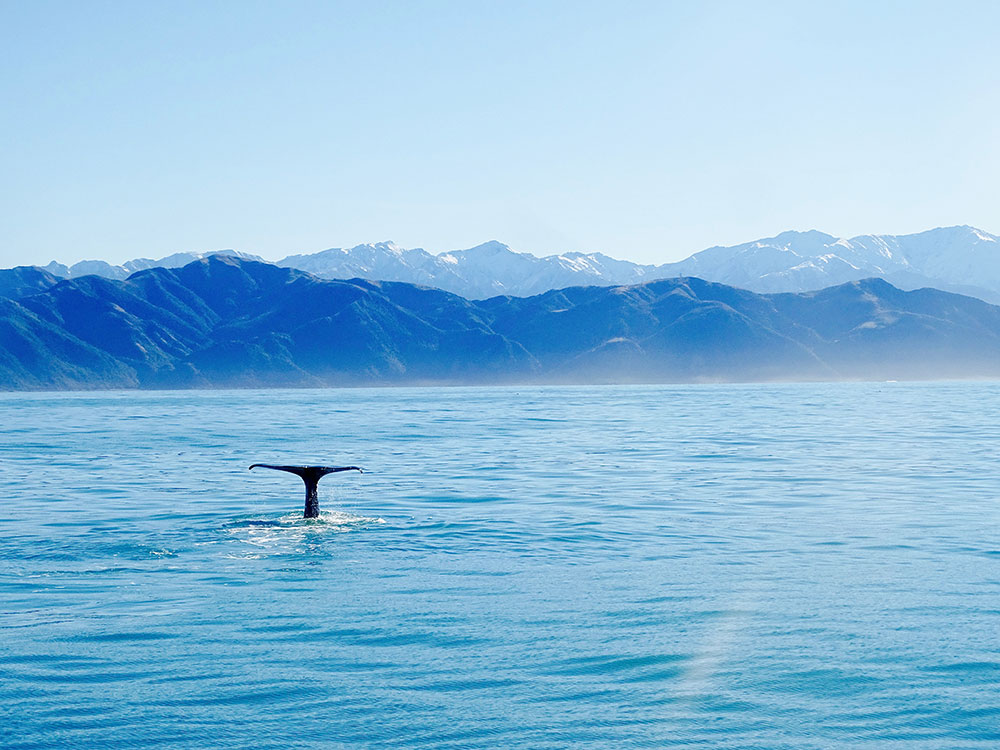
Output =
[
  {"x1": 278, "y1": 241, "x2": 466, "y2": 293},
  {"x1": 658, "y1": 226, "x2": 1000, "y2": 302},
  {"x1": 272, "y1": 227, "x2": 1000, "y2": 302},
  {"x1": 277, "y1": 240, "x2": 661, "y2": 299},
  {"x1": 20, "y1": 225, "x2": 1000, "y2": 303}
]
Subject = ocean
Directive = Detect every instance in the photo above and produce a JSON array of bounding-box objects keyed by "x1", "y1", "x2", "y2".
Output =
[{"x1": 1, "y1": 383, "x2": 998, "y2": 748}]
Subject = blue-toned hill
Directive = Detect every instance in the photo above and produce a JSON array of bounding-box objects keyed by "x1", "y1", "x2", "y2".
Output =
[
  {"x1": 0, "y1": 266, "x2": 62, "y2": 300},
  {"x1": 2, "y1": 256, "x2": 1000, "y2": 389}
]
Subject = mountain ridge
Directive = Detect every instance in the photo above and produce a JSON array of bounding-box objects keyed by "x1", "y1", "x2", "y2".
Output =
[
  {"x1": 3, "y1": 255, "x2": 1000, "y2": 391},
  {"x1": 10, "y1": 225, "x2": 1000, "y2": 304}
]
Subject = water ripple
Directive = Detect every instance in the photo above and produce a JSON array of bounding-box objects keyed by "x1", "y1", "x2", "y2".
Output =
[{"x1": 2, "y1": 383, "x2": 1000, "y2": 748}]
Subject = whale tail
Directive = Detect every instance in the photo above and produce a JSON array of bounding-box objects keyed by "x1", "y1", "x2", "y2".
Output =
[{"x1": 249, "y1": 464, "x2": 363, "y2": 518}]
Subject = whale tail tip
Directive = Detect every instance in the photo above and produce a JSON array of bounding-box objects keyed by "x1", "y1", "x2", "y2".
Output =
[{"x1": 248, "y1": 463, "x2": 364, "y2": 518}]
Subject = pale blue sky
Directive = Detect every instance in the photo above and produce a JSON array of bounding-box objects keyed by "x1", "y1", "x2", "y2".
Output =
[{"x1": 2, "y1": 0, "x2": 999, "y2": 266}]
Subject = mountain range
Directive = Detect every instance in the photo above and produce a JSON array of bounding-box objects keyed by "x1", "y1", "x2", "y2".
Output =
[
  {"x1": 9, "y1": 225, "x2": 1000, "y2": 303},
  {"x1": 3, "y1": 255, "x2": 1000, "y2": 390}
]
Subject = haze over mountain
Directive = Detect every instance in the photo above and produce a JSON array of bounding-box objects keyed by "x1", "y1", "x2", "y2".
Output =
[
  {"x1": 3, "y1": 255, "x2": 1000, "y2": 391},
  {"x1": 14, "y1": 226, "x2": 1000, "y2": 304},
  {"x1": 38, "y1": 250, "x2": 264, "y2": 281}
]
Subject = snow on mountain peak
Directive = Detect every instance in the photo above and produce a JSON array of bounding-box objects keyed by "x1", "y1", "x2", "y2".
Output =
[
  {"x1": 22, "y1": 224, "x2": 1000, "y2": 304},
  {"x1": 372, "y1": 241, "x2": 402, "y2": 255},
  {"x1": 455, "y1": 240, "x2": 514, "y2": 257}
]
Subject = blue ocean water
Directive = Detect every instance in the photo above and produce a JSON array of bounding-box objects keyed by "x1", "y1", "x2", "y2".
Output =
[{"x1": 1, "y1": 383, "x2": 998, "y2": 749}]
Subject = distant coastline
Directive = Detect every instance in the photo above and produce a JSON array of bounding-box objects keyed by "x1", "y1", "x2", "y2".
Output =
[{"x1": 3, "y1": 255, "x2": 1000, "y2": 392}]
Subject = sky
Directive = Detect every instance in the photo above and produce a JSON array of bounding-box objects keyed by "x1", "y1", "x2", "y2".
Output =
[{"x1": 2, "y1": 0, "x2": 999, "y2": 267}]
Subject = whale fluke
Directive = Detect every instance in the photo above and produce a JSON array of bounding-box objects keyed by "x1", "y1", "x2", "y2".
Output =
[{"x1": 249, "y1": 464, "x2": 363, "y2": 518}]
